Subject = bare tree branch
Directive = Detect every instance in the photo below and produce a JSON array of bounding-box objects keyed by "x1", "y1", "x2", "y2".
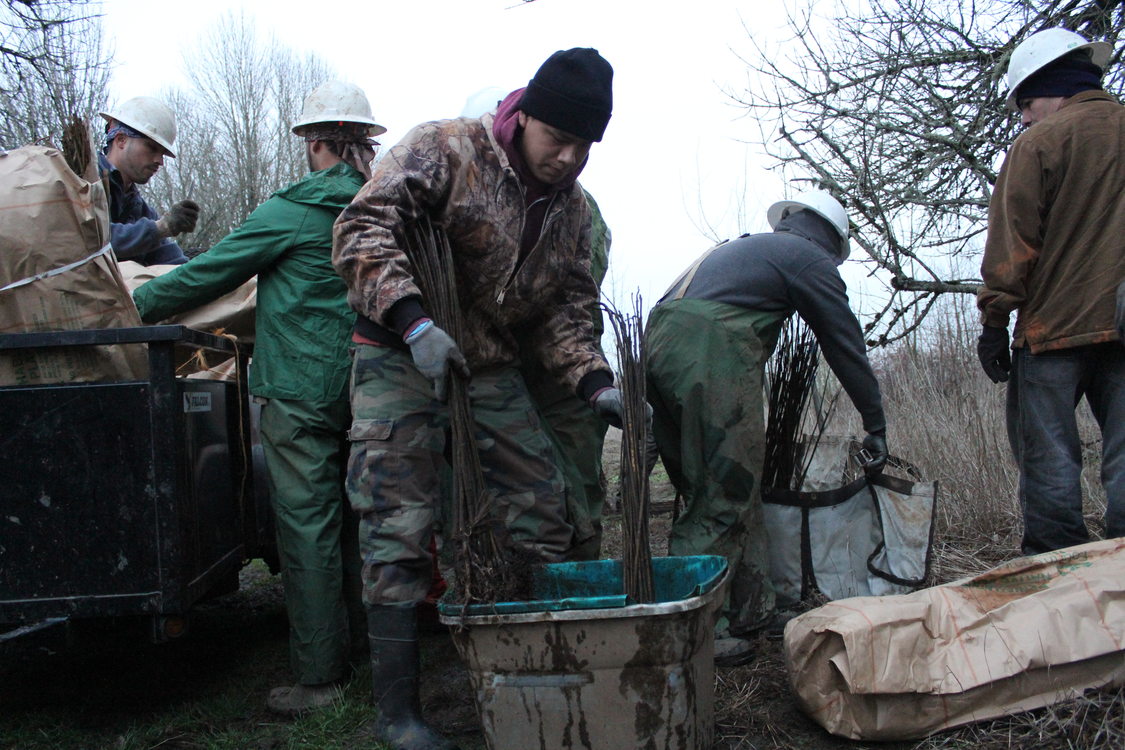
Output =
[
  {"x1": 738, "y1": 0, "x2": 1125, "y2": 344},
  {"x1": 0, "y1": 0, "x2": 110, "y2": 148}
]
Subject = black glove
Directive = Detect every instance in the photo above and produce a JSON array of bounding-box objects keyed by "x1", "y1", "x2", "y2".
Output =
[
  {"x1": 860, "y1": 431, "x2": 888, "y2": 475},
  {"x1": 157, "y1": 199, "x2": 201, "y2": 237},
  {"x1": 406, "y1": 323, "x2": 469, "y2": 401},
  {"x1": 977, "y1": 324, "x2": 1011, "y2": 383}
]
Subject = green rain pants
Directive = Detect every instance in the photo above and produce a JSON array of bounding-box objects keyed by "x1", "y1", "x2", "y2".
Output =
[
  {"x1": 645, "y1": 298, "x2": 785, "y2": 634},
  {"x1": 259, "y1": 397, "x2": 364, "y2": 685}
]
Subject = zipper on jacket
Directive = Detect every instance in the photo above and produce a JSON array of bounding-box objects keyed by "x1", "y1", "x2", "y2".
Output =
[{"x1": 496, "y1": 180, "x2": 561, "y2": 305}]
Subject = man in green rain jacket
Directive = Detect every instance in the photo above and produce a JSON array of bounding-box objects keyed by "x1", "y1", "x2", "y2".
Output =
[
  {"x1": 646, "y1": 189, "x2": 888, "y2": 665},
  {"x1": 133, "y1": 82, "x2": 384, "y2": 715}
]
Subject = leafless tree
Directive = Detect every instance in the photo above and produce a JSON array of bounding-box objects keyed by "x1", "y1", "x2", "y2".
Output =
[
  {"x1": 0, "y1": 0, "x2": 110, "y2": 149},
  {"x1": 738, "y1": 0, "x2": 1125, "y2": 345},
  {"x1": 147, "y1": 11, "x2": 335, "y2": 253}
]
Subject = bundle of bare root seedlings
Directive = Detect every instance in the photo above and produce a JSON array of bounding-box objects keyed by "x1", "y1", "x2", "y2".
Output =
[
  {"x1": 763, "y1": 316, "x2": 828, "y2": 491},
  {"x1": 61, "y1": 115, "x2": 92, "y2": 178},
  {"x1": 606, "y1": 296, "x2": 654, "y2": 603},
  {"x1": 403, "y1": 217, "x2": 530, "y2": 606}
]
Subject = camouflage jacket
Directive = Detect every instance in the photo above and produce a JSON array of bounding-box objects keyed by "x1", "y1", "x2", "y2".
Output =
[{"x1": 333, "y1": 113, "x2": 611, "y2": 394}]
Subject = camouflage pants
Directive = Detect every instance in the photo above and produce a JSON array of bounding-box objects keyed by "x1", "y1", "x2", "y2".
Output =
[
  {"x1": 523, "y1": 363, "x2": 608, "y2": 561},
  {"x1": 645, "y1": 299, "x2": 777, "y2": 634},
  {"x1": 346, "y1": 344, "x2": 573, "y2": 605}
]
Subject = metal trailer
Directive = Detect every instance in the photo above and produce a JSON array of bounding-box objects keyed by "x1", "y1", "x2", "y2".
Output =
[{"x1": 0, "y1": 326, "x2": 274, "y2": 643}]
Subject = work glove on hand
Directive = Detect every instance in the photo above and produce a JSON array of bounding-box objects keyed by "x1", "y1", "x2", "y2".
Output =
[
  {"x1": 156, "y1": 199, "x2": 201, "y2": 237},
  {"x1": 591, "y1": 387, "x2": 653, "y2": 432},
  {"x1": 591, "y1": 387, "x2": 626, "y2": 428},
  {"x1": 407, "y1": 323, "x2": 469, "y2": 401},
  {"x1": 977, "y1": 324, "x2": 1011, "y2": 383},
  {"x1": 860, "y1": 431, "x2": 888, "y2": 475}
]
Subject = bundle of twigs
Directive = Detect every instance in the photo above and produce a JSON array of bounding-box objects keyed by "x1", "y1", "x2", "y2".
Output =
[
  {"x1": 606, "y1": 296, "x2": 654, "y2": 604},
  {"x1": 61, "y1": 115, "x2": 92, "y2": 178},
  {"x1": 402, "y1": 216, "x2": 526, "y2": 605},
  {"x1": 762, "y1": 316, "x2": 823, "y2": 491}
]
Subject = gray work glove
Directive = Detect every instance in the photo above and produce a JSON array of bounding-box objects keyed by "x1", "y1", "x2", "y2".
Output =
[
  {"x1": 591, "y1": 387, "x2": 653, "y2": 432},
  {"x1": 156, "y1": 199, "x2": 200, "y2": 237},
  {"x1": 592, "y1": 387, "x2": 625, "y2": 428},
  {"x1": 860, "y1": 431, "x2": 888, "y2": 475},
  {"x1": 977, "y1": 324, "x2": 1011, "y2": 383},
  {"x1": 407, "y1": 323, "x2": 469, "y2": 401}
]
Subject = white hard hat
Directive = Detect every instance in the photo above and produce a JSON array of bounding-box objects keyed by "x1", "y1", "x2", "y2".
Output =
[
  {"x1": 99, "y1": 96, "x2": 178, "y2": 157},
  {"x1": 460, "y1": 86, "x2": 508, "y2": 118},
  {"x1": 292, "y1": 81, "x2": 386, "y2": 137},
  {"x1": 1005, "y1": 28, "x2": 1112, "y2": 110},
  {"x1": 767, "y1": 189, "x2": 851, "y2": 261}
]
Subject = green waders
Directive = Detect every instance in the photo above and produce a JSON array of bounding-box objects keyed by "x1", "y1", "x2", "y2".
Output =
[
  {"x1": 645, "y1": 298, "x2": 788, "y2": 634},
  {"x1": 260, "y1": 397, "x2": 365, "y2": 684}
]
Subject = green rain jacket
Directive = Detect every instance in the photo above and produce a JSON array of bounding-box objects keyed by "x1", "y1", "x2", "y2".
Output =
[{"x1": 133, "y1": 163, "x2": 363, "y2": 402}]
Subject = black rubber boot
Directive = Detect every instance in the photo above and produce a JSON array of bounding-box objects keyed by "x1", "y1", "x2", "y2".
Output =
[{"x1": 367, "y1": 603, "x2": 459, "y2": 750}]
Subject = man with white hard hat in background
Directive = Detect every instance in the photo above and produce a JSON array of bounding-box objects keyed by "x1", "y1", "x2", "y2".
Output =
[
  {"x1": 645, "y1": 189, "x2": 887, "y2": 665},
  {"x1": 100, "y1": 96, "x2": 198, "y2": 265},
  {"x1": 977, "y1": 27, "x2": 1125, "y2": 554},
  {"x1": 132, "y1": 81, "x2": 384, "y2": 715}
]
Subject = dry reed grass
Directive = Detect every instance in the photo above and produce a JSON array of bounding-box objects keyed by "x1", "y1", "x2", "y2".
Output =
[{"x1": 874, "y1": 297, "x2": 1109, "y2": 580}]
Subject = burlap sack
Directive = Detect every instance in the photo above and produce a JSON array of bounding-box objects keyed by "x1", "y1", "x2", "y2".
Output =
[
  {"x1": 786, "y1": 537, "x2": 1125, "y2": 740},
  {"x1": 0, "y1": 145, "x2": 146, "y2": 385}
]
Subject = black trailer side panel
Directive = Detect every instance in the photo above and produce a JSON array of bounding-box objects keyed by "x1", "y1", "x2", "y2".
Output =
[{"x1": 0, "y1": 327, "x2": 252, "y2": 625}]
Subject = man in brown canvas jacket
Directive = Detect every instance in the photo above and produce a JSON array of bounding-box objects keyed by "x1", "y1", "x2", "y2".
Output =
[
  {"x1": 332, "y1": 48, "x2": 623, "y2": 750},
  {"x1": 977, "y1": 28, "x2": 1125, "y2": 556}
]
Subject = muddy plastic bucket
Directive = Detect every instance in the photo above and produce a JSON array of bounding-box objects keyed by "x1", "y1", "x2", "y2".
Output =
[{"x1": 438, "y1": 555, "x2": 729, "y2": 750}]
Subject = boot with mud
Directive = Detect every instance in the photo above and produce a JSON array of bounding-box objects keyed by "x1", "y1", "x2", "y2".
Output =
[
  {"x1": 367, "y1": 602, "x2": 459, "y2": 750},
  {"x1": 266, "y1": 682, "x2": 340, "y2": 715}
]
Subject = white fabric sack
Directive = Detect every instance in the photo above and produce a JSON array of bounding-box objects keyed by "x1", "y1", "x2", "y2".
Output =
[{"x1": 764, "y1": 436, "x2": 937, "y2": 607}]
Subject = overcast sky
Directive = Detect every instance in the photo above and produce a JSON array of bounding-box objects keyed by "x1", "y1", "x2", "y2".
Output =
[{"x1": 101, "y1": 0, "x2": 879, "y2": 314}]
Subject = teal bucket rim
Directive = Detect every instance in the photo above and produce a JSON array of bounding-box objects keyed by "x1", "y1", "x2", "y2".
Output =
[{"x1": 437, "y1": 555, "x2": 728, "y2": 617}]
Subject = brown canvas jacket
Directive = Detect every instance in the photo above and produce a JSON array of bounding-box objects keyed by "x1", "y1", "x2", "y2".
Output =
[
  {"x1": 333, "y1": 113, "x2": 610, "y2": 392},
  {"x1": 978, "y1": 90, "x2": 1125, "y2": 352}
]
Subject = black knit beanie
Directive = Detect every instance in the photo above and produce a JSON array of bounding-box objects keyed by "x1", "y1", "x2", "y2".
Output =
[
  {"x1": 1017, "y1": 49, "x2": 1104, "y2": 101},
  {"x1": 519, "y1": 48, "x2": 613, "y2": 142}
]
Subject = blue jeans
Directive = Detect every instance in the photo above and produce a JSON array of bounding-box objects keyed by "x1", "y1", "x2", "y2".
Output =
[{"x1": 1006, "y1": 344, "x2": 1125, "y2": 554}]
